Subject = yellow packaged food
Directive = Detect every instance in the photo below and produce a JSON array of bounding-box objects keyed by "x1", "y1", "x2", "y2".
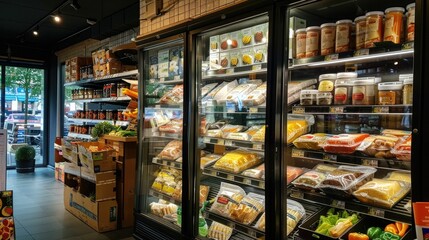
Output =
[
  {"x1": 200, "y1": 154, "x2": 222, "y2": 169},
  {"x1": 385, "y1": 171, "x2": 411, "y2": 183},
  {"x1": 250, "y1": 125, "x2": 265, "y2": 142},
  {"x1": 287, "y1": 120, "x2": 308, "y2": 144},
  {"x1": 230, "y1": 193, "x2": 265, "y2": 225},
  {"x1": 213, "y1": 150, "x2": 261, "y2": 173},
  {"x1": 293, "y1": 133, "x2": 329, "y2": 150},
  {"x1": 353, "y1": 178, "x2": 410, "y2": 208}
]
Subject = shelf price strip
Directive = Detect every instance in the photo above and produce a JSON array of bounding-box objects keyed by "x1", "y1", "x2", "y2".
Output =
[
  {"x1": 203, "y1": 169, "x2": 265, "y2": 189},
  {"x1": 369, "y1": 207, "x2": 385, "y2": 218}
]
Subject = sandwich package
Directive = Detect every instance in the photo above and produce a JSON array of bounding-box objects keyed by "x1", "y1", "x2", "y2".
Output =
[
  {"x1": 242, "y1": 82, "x2": 267, "y2": 106},
  {"x1": 286, "y1": 199, "x2": 306, "y2": 236},
  {"x1": 323, "y1": 134, "x2": 369, "y2": 154},
  {"x1": 200, "y1": 154, "x2": 222, "y2": 169},
  {"x1": 286, "y1": 166, "x2": 304, "y2": 185},
  {"x1": 210, "y1": 182, "x2": 245, "y2": 217},
  {"x1": 390, "y1": 135, "x2": 412, "y2": 161},
  {"x1": 356, "y1": 135, "x2": 399, "y2": 158},
  {"x1": 250, "y1": 125, "x2": 265, "y2": 142},
  {"x1": 381, "y1": 129, "x2": 411, "y2": 138},
  {"x1": 213, "y1": 149, "x2": 262, "y2": 174},
  {"x1": 353, "y1": 178, "x2": 410, "y2": 208},
  {"x1": 207, "y1": 221, "x2": 233, "y2": 240},
  {"x1": 230, "y1": 193, "x2": 265, "y2": 225},
  {"x1": 150, "y1": 200, "x2": 178, "y2": 218},
  {"x1": 319, "y1": 165, "x2": 376, "y2": 198},
  {"x1": 292, "y1": 170, "x2": 326, "y2": 190},
  {"x1": 158, "y1": 118, "x2": 183, "y2": 134},
  {"x1": 159, "y1": 84, "x2": 184, "y2": 104},
  {"x1": 172, "y1": 182, "x2": 210, "y2": 206},
  {"x1": 242, "y1": 164, "x2": 265, "y2": 179},
  {"x1": 157, "y1": 140, "x2": 182, "y2": 160},
  {"x1": 221, "y1": 124, "x2": 245, "y2": 138},
  {"x1": 293, "y1": 133, "x2": 330, "y2": 150},
  {"x1": 151, "y1": 167, "x2": 181, "y2": 195}
]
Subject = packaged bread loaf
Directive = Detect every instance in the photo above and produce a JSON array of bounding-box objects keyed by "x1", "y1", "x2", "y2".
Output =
[
  {"x1": 242, "y1": 82, "x2": 267, "y2": 106},
  {"x1": 230, "y1": 193, "x2": 265, "y2": 225},
  {"x1": 207, "y1": 221, "x2": 233, "y2": 240},
  {"x1": 293, "y1": 170, "x2": 326, "y2": 190},
  {"x1": 213, "y1": 149, "x2": 262, "y2": 173},
  {"x1": 157, "y1": 140, "x2": 182, "y2": 160},
  {"x1": 287, "y1": 119, "x2": 309, "y2": 144},
  {"x1": 286, "y1": 199, "x2": 306, "y2": 236},
  {"x1": 293, "y1": 133, "x2": 330, "y2": 150},
  {"x1": 353, "y1": 178, "x2": 410, "y2": 208},
  {"x1": 210, "y1": 183, "x2": 245, "y2": 217}
]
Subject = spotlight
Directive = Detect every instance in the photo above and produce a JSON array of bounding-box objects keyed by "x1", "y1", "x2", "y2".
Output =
[
  {"x1": 33, "y1": 26, "x2": 39, "y2": 36},
  {"x1": 86, "y1": 18, "x2": 97, "y2": 25},
  {"x1": 70, "y1": 0, "x2": 81, "y2": 10},
  {"x1": 53, "y1": 15, "x2": 61, "y2": 23}
]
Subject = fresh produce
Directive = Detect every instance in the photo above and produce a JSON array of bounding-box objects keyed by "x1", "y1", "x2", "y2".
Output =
[
  {"x1": 122, "y1": 88, "x2": 138, "y2": 99},
  {"x1": 375, "y1": 231, "x2": 401, "y2": 240},
  {"x1": 91, "y1": 122, "x2": 117, "y2": 138},
  {"x1": 108, "y1": 129, "x2": 137, "y2": 137},
  {"x1": 367, "y1": 227, "x2": 383, "y2": 239},
  {"x1": 394, "y1": 222, "x2": 409, "y2": 237},
  {"x1": 122, "y1": 109, "x2": 138, "y2": 119},
  {"x1": 315, "y1": 208, "x2": 359, "y2": 237},
  {"x1": 348, "y1": 232, "x2": 369, "y2": 240},
  {"x1": 384, "y1": 223, "x2": 398, "y2": 235}
]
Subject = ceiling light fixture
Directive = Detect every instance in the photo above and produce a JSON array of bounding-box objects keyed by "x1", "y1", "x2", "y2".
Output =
[
  {"x1": 33, "y1": 26, "x2": 39, "y2": 36},
  {"x1": 70, "y1": 0, "x2": 81, "y2": 10},
  {"x1": 53, "y1": 14, "x2": 61, "y2": 23},
  {"x1": 86, "y1": 18, "x2": 97, "y2": 25}
]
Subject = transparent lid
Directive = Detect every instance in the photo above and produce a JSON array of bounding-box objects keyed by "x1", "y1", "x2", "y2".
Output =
[
  {"x1": 404, "y1": 77, "x2": 413, "y2": 85},
  {"x1": 319, "y1": 73, "x2": 337, "y2": 81},
  {"x1": 335, "y1": 79, "x2": 352, "y2": 87},
  {"x1": 296, "y1": 28, "x2": 307, "y2": 33},
  {"x1": 353, "y1": 78, "x2": 375, "y2": 85},
  {"x1": 317, "y1": 92, "x2": 333, "y2": 98},
  {"x1": 336, "y1": 19, "x2": 353, "y2": 25},
  {"x1": 301, "y1": 90, "x2": 319, "y2": 95},
  {"x1": 337, "y1": 72, "x2": 358, "y2": 79},
  {"x1": 378, "y1": 82, "x2": 403, "y2": 91},
  {"x1": 366, "y1": 11, "x2": 384, "y2": 17},
  {"x1": 385, "y1": 7, "x2": 405, "y2": 14},
  {"x1": 375, "y1": 77, "x2": 382, "y2": 84},
  {"x1": 321, "y1": 23, "x2": 336, "y2": 28},
  {"x1": 306, "y1": 26, "x2": 321, "y2": 31},
  {"x1": 407, "y1": 3, "x2": 415, "y2": 10},
  {"x1": 354, "y1": 16, "x2": 366, "y2": 22}
]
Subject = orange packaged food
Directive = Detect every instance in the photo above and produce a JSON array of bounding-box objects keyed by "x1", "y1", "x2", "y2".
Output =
[
  {"x1": 287, "y1": 166, "x2": 304, "y2": 185},
  {"x1": 365, "y1": 11, "x2": 384, "y2": 48},
  {"x1": 323, "y1": 134, "x2": 369, "y2": 154},
  {"x1": 157, "y1": 140, "x2": 182, "y2": 160},
  {"x1": 158, "y1": 119, "x2": 183, "y2": 133},
  {"x1": 384, "y1": 7, "x2": 405, "y2": 44},
  {"x1": 391, "y1": 135, "x2": 412, "y2": 161}
]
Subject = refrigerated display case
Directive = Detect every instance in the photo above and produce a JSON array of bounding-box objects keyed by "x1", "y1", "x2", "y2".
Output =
[{"x1": 282, "y1": 0, "x2": 418, "y2": 239}]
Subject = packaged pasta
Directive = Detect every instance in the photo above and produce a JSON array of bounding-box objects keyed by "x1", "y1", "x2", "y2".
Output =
[
  {"x1": 242, "y1": 164, "x2": 265, "y2": 179},
  {"x1": 250, "y1": 125, "x2": 265, "y2": 142},
  {"x1": 200, "y1": 154, "x2": 222, "y2": 169},
  {"x1": 158, "y1": 118, "x2": 183, "y2": 134},
  {"x1": 356, "y1": 135, "x2": 399, "y2": 158},
  {"x1": 286, "y1": 199, "x2": 306, "y2": 236},
  {"x1": 207, "y1": 221, "x2": 233, "y2": 240},
  {"x1": 287, "y1": 119, "x2": 309, "y2": 144},
  {"x1": 292, "y1": 170, "x2": 326, "y2": 190},
  {"x1": 353, "y1": 178, "x2": 410, "y2": 208},
  {"x1": 230, "y1": 193, "x2": 265, "y2": 225},
  {"x1": 157, "y1": 140, "x2": 182, "y2": 160},
  {"x1": 323, "y1": 134, "x2": 369, "y2": 154},
  {"x1": 210, "y1": 182, "x2": 245, "y2": 217},
  {"x1": 213, "y1": 150, "x2": 262, "y2": 173},
  {"x1": 384, "y1": 171, "x2": 411, "y2": 183},
  {"x1": 286, "y1": 166, "x2": 304, "y2": 184},
  {"x1": 242, "y1": 82, "x2": 267, "y2": 106},
  {"x1": 213, "y1": 80, "x2": 239, "y2": 102},
  {"x1": 159, "y1": 84, "x2": 184, "y2": 104},
  {"x1": 255, "y1": 213, "x2": 266, "y2": 231},
  {"x1": 293, "y1": 133, "x2": 330, "y2": 150}
]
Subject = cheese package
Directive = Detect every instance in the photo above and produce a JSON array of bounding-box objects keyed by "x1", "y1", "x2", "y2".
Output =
[
  {"x1": 293, "y1": 133, "x2": 330, "y2": 150},
  {"x1": 158, "y1": 118, "x2": 183, "y2": 134},
  {"x1": 391, "y1": 135, "x2": 412, "y2": 161},
  {"x1": 202, "y1": 83, "x2": 218, "y2": 97},
  {"x1": 323, "y1": 134, "x2": 369, "y2": 154},
  {"x1": 220, "y1": 83, "x2": 259, "y2": 104},
  {"x1": 292, "y1": 170, "x2": 326, "y2": 190},
  {"x1": 207, "y1": 221, "x2": 233, "y2": 240},
  {"x1": 210, "y1": 182, "x2": 245, "y2": 217},
  {"x1": 159, "y1": 84, "x2": 184, "y2": 104},
  {"x1": 213, "y1": 80, "x2": 238, "y2": 102},
  {"x1": 287, "y1": 119, "x2": 309, "y2": 144},
  {"x1": 213, "y1": 150, "x2": 262, "y2": 173},
  {"x1": 250, "y1": 125, "x2": 265, "y2": 142},
  {"x1": 221, "y1": 125, "x2": 244, "y2": 138},
  {"x1": 384, "y1": 171, "x2": 411, "y2": 183},
  {"x1": 356, "y1": 135, "x2": 399, "y2": 158},
  {"x1": 230, "y1": 192, "x2": 265, "y2": 225},
  {"x1": 157, "y1": 140, "x2": 182, "y2": 160},
  {"x1": 242, "y1": 164, "x2": 265, "y2": 179},
  {"x1": 286, "y1": 199, "x2": 306, "y2": 236},
  {"x1": 353, "y1": 178, "x2": 411, "y2": 208},
  {"x1": 200, "y1": 154, "x2": 222, "y2": 169},
  {"x1": 286, "y1": 166, "x2": 304, "y2": 185},
  {"x1": 242, "y1": 82, "x2": 267, "y2": 106},
  {"x1": 255, "y1": 213, "x2": 266, "y2": 231}
]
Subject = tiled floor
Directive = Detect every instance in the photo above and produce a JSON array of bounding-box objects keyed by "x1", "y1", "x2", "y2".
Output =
[{"x1": 6, "y1": 168, "x2": 134, "y2": 240}]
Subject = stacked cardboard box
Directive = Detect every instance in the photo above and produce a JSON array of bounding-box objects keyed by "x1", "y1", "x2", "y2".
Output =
[
  {"x1": 92, "y1": 49, "x2": 137, "y2": 78},
  {"x1": 65, "y1": 57, "x2": 92, "y2": 82},
  {"x1": 63, "y1": 141, "x2": 118, "y2": 232}
]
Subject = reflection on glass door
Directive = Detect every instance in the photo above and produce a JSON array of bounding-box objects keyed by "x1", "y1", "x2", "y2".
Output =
[{"x1": 5, "y1": 67, "x2": 44, "y2": 167}]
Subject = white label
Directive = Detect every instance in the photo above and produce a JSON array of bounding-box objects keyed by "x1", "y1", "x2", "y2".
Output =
[
  {"x1": 323, "y1": 154, "x2": 337, "y2": 161},
  {"x1": 330, "y1": 106, "x2": 344, "y2": 113},
  {"x1": 249, "y1": 108, "x2": 258, "y2": 113},
  {"x1": 203, "y1": 137, "x2": 210, "y2": 143},
  {"x1": 293, "y1": 107, "x2": 305, "y2": 114},
  {"x1": 224, "y1": 140, "x2": 233, "y2": 146},
  {"x1": 369, "y1": 208, "x2": 385, "y2": 218},
  {"x1": 174, "y1": 75, "x2": 181, "y2": 81},
  {"x1": 253, "y1": 144, "x2": 263, "y2": 150},
  {"x1": 373, "y1": 106, "x2": 389, "y2": 113},
  {"x1": 159, "y1": 78, "x2": 165, "y2": 82},
  {"x1": 332, "y1": 200, "x2": 345, "y2": 209},
  {"x1": 149, "y1": 79, "x2": 156, "y2": 83},
  {"x1": 292, "y1": 149, "x2": 305, "y2": 158},
  {"x1": 362, "y1": 159, "x2": 378, "y2": 167},
  {"x1": 217, "y1": 139, "x2": 225, "y2": 145},
  {"x1": 227, "y1": 175, "x2": 234, "y2": 181},
  {"x1": 325, "y1": 54, "x2": 339, "y2": 61},
  {"x1": 243, "y1": 178, "x2": 252, "y2": 185},
  {"x1": 354, "y1": 49, "x2": 370, "y2": 56},
  {"x1": 252, "y1": 65, "x2": 262, "y2": 71},
  {"x1": 226, "y1": 68, "x2": 234, "y2": 74}
]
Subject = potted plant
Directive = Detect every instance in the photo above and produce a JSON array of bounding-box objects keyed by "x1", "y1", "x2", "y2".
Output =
[{"x1": 15, "y1": 145, "x2": 36, "y2": 173}]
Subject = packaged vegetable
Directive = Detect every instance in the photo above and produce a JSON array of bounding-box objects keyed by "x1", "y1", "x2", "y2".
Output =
[
  {"x1": 286, "y1": 166, "x2": 304, "y2": 184},
  {"x1": 157, "y1": 140, "x2": 182, "y2": 160},
  {"x1": 207, "y1": 221, "x2": 233, "y2": 240},
  {"x1": 158, "y1": 118, "x2": 183, "y2": 134},
  {"x1": 324, "y1": 134, "x2": 370, "y2": 154},
  {"x1": 242, "y1": 82, "x2": 267, "y2": 106},
  {"x1": 367, "y1": 227, "x2": 383, "y2": 239},
  {"x1": 287, "y1": 199, "x2": 306, "y2": 236},
  {"x1": 230, "y1": 193, "x2": 265, "y2": 225},
  {"x1": 313, "y1": 164, "x2": 337, "y2": 174},
  {"x1": 314, "y1": 208, "x2": 359, "y2": 238},
  {"x1": 384, "y1": 171, "x2": 411, "y2": 183},
  {"x1": 287, "y1": 119, "x2": 309, "y2": 144},
  {"x1": 292, "y1": 170, "x2": 326, "y2": 190},
  {"x1": 210, "y1": 182, "x2": 245, "y2": 217},
  {"x1": 293, "y1": 133, "x2": 330, "y2": 150},
  {"x1": 250, "y1": 125, "x2": 265, "y2": 142},
  {"x1": 213, "y1": 80, "x2": 238, "y2": 102},
  {"x1": 200, "y1": 154, "x2": 222, "y2": 169},
  {"x1": 213, "y1": 149, "x2": 262, "y2": 173},
  {"x1": 353, "y1": 178, "x2": 410, "y2": 208},
  {"x1": 356, "y1": 135, "x2": 399, "y2": 158},
  {"x1": 242, "y1": 164, "x2": 265, "y2": 179}
]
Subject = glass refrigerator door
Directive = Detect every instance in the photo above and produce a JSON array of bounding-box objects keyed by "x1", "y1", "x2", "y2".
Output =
[
  {"x1": 137, "y1": 39, "x2": 185, "y2": 232},
  {"x1": 194, "y1": 14, "x2": 269, "y2": 239},
  {"x1": 283, "y1": 0, "x2": 414, "y2": 239}
]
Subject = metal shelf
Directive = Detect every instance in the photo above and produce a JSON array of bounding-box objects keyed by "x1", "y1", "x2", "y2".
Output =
[
  {"x1": 69, "y1": 118, "x2": 130, "y2": 126},
  {"x1": 288, "y1": 187, "x2": 412, "y2": 224},
  {"x1": 148, "y1": 189, "x2": 181, "y2": 205},
  {"x1": 66, "y1": 96, "x2": 131, "y2": 103},
  {"x1": 146, "y1": 78, "x2": 184, "y2": 85},
  {"x1": 152, "y1": 157, "x2": 182, "y2": 169},
  {"x1": 64, "y1": 69, "x2": 138, "y2": 87},
  {"x1": 202, "y1": 103, "x2": 266, "y2": 115},
  {"x1": 67, "y1": 132, "x2": 94, "y2": 140},
  {"x1": 291, "y1": 147, "x2": 411, "y2": 171},
  {"x1": 203, "y1": 136, "x2": 264, "y2": 151},
  {"x1": 292, "y1": 104, "x2": 413, "y2": 116},
  {"x1": 145, "y1": 104, "x2": 183, "y2": 111},
  {"x1": 202, "y1": 66, "x2": 267, "y2": 80},
  {"x1": 202, "y1": 167, "x2": 265, "y2": 189}
]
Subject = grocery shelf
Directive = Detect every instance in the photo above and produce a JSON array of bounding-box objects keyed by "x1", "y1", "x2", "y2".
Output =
[
  {"x1": 203, "y1": 136, "x2": 264, "y2": 151},
  {"x1": 292, "y1": 104, "x2": 413, "y2": 115},
  {"x1": 202, "y1": 167, "x2": 265, "y2": 189},
  {"x1": 202, "y1": 65, "x2": 267, "y2": 80},
  {"x1": 66, "y1": 96, "x2": 132, "y2": 103},
  {"x1": 67, "y1": 132, "x2": 94, "y2": 140},
  {"x1": 146, "y1": 78, "x2": 184, "y2": 85},
  {"x1": 291, "y1": 148, "x2": 411, "y2": 171},
  {"x1": 64, "y1": 69, "x2": 138, "y2": 87},
  {"x1": 152, "y1": 157, "x2": 183, "y2": 169},
  {"x1": 148, "y1": 189, "x2": 181, "y2": 205},
  {"x1": 289, "y1": 49, "x2": 414, "y2": 70},
  {"x1": 69, "y1": 118, "x2": 130, "y2": 126},
  {"x1": 288, "y1": 187, "x2": 412, "y2": 224}
]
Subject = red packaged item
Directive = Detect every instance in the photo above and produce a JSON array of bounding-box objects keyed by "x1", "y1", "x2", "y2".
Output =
[
  {"x1": 323, "y1": 133, "x2": 369, "y2": 154},
  {"x1": 391, "y1": 135, "x2": 411, "y2": 161},
  {"x1": 158, "y1": 119, "x2": 183, "y2": 134},
  {"x1": 286, "y1": 166, "x2": 304, "y2": 185}
]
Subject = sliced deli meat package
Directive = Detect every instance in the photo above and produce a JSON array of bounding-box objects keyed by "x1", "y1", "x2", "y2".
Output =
[
  {"x1": 292, "y1": 170, "x2": 326, "y2": 190},
  {"x1": 323, "y1": 133, "x2": 369, "y2": 154},
  {"x1": 286, "y1": 166, "x2": 304, "y2": 185}
]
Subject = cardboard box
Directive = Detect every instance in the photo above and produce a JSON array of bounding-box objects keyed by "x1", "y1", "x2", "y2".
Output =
[
  {"x1": 64, "y1": 172, "x2": 80, "y2": 190},
  {"x1": 64, "y1": 186, "x2": 117, "y2": 232},
  {"x1": 77, "y1": 142, "x2": 115, "y2": 171},
  {"x1": 81, "y1": 158, "x2": 116, "y2": 173},
  {"x1": 121, "y1": 65, "x2": 137, "y2": 72},
  {"x1": 64, "y1": 162, "x2": 80, "y2": 175},
  {"x1": 80, "y1": 168, "x2": 116, "y2": 201},
  {"x1": 105, "y1": 61, "x2": 122, "y2": 76},
  {"x1": 55, "y1": 162, "x2": 65, "y2": 183},
  {"x1": 61, "y1": 139, "x2": 79, "y2": 164}
]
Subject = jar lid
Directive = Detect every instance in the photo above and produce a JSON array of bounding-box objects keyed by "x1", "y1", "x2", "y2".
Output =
[
  {"x1": 378, "y1": 82, "x2": 403, "y2": 90},
  {"x1": 317, "y1": 92, "x2": 333, "y2": 98},
  {"x1": 319, "y1": 73, "x2": 337, "y2": 80},
  {"x1": 353, "y1": 78, "x2": 375, "y2": 85},
  {"x1": 404, "y1": 77, "x2": 413, "y2": 85},
  {"x1": 336, "y1": 19, "x2": 353, "y2": 25},
  {"x1": 337, "y1": 72, "x2": 358, "y2": 79},
  {"x1": 407, "y1": 3, "x2": 415, "y2": 10},
  {"x1": 335, "y1": 79, "x2": 352, "y2": 86},
  {"x1": 354, "y1": 16, "x2": 366, "y2": 22},
  {"x1": 366, "y1": 11, "x2": 384, "y2": 17},
  {"x1": 321, "y1": 23, "x2": 336, "y2": 28},
  {"x1": 306, "y1": 26, "x2": 321, "y2": 31},
  {"x1": 301, "y1": 90, "x2": 319, "y2": 94},
  {"x1": 385, "y1": 7, "x2": 405, "y2": 14},
  {"x1": 374, "y1": 77, "x2": 382, "y2": 84},
  {"x1": 296, "y1": 28, "x2": 306, "y2": 33},
  {"x1": 399, "y1": 74, "x2": 413, "y2": 81}
]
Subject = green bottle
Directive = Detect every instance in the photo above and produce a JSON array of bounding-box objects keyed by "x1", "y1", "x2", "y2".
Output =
[
  {"x1": 199, "y1": 201, "x2": 209, "y2": 237},
  {"x1": 177, "y1": 207, "x2": 182, "y2": 226}
]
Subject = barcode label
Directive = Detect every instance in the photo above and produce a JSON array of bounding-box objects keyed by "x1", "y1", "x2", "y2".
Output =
[
  {"x1": 325, "y1": 54, "x2": 339, "y2": 61},
  {"x1": 224, "y1": 140, "x2": 233, "y2": 146},
  {"x1": 354, "y1": 49, "x2": 369, "y2": 56},
  {"x1": 332, "y1": 200, "x2": 345, "y2": 209},
  {"x1": 253, "y1": 144, "x2": 263, "y2": 150},
  {"x1": 249, "y1": 108, "x2": 258, "y2": 113},
  {"x1": 252, "y1": 64, "x2": 262, "y2": 71},
  {"x1": 226, "y1": 69, "x2": 234, "y2": 74},
  {"x1": 362, "y1": 159, "x2": 378, "y2": 167}
]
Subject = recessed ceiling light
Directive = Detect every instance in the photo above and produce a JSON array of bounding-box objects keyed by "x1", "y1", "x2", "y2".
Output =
[
  {"x1": 33, "y1": 26, "x2": 39, "y2": 36},
  {"x1": 54, "y1": 15, "x2": 61, "y2": 23}
]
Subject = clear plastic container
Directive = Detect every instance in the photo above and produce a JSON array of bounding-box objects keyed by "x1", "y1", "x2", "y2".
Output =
[
  {"x1": 374, "y1": 77, "x2": 382, "y2": 104},
  {"x1": 378, "y1": 82, "x2": 403, "y2": 105},
  {"x1": 335, "y1": 19, "x2": 353, "y2": 53},
  {"x1": 365, "y1": 11, "x2": 384, "y2": 48},
  {"x1": 320, "y1": 23, "x2": 336, "y2": 56},
  {"x1": 355, "y1": 16, "x2": 367, "y2": 50},
  {"x1": 300, "y1": 89, "x2": 318, "y2": 105},
  {"x1": 295, "y1": 28, "x2": 307, "y2": 59},
  {"x1": 403, "y1": 77, "x2": 413, "y2": 104},
  {"x1": 334, "y1": 79, "x2": 353, "y2": 105},
  {"x1": 305, "y1": 26, "x2": 321, "y2": 58},
  {"x1": 406, "y1": 3, "x2": 416, "y2": 42},
  {"x1": 318, "y1": 73, "x2": 337, "y2": 94},
  {"x1": 352, "y1": 78, "x2": 375, "y2": 105},
  {"x1": 384, "y1": 7, "x2": 405, "y2": 44},
  {"x1": 316, "y1": 92, "x2": 333, "y2": 105}
]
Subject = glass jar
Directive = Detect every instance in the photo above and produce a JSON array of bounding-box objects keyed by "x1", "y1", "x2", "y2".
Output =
[
  {"x1": 355, "y1": 16, "x2": 367, "y2": 50},
  {"x1": 106, "y1": 110, "x2": 112, "y2": 120},
  {"x1": 318, "y1": 73, "x2": 337, "y2": 95},
  {"x1": 317, "y1": 92, "x2": 333, "y2": 105},
  {"x1": 86, "y1": 89, "x2": 93, "y2": 99},
  {"x1": 300, "y1": 90, "x2": 318, "y2": 105},
  {"x1": 403, "y1": 77, "x2": 413, "y2": 104},
  {"x1": 384, "y1": 7, "x2": 405, "y2": 44},
  {"x1": 335, "y1": 19, "x2": 353, "y2": 53},
  {"x1": 378, "y1": 82, "x2": 403, "y2": 105},
  {"x1": 352, "y1": 78, "x2": 375, "y2": 105},
  {"x1": 295, "y1": 28, "x2": 307, "y2": 59},
  {"x1": 79, "y1": 89, "x2": 85, "y2": 99},
  {"x1": 305, "y1": 26, "x2": 321, "y2": 58},
  {"x1": 98, "y1": 110, "x2": 106, "y2": 120},
  {"x1": 365, "y1": 11, "x2": 384, "y2": 48},
  {"x1": 92, "y1": 110, "x2": 98, "y2": 120},
  {"x1": 334, "y1": 79, "x2": 353, "y2": 105},
  {"x1": 110, "y1": 83, "x2": 117, "y2": 97},
  {"x1": 406, "y1": 3, "x2": 415, "y2": 42},
  {"x1": 320, "y1": 23, "x2": 336, "y2": 56}
]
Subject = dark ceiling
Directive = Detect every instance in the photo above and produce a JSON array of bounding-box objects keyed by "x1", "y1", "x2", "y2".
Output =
[{"x1": 0, "y1": 0, "x2": 139, "y2": 60}]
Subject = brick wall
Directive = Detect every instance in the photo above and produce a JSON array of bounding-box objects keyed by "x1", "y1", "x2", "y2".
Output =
[{"x1": 139, "y1": 0, "x2": 247, "y2": 37}]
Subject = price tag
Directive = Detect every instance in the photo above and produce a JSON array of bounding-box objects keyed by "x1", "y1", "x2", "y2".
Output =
[
  {"x1": 331, "y1": 200, "x2": 345, "y2": 209},
  {"x1": 159, "y1": 78, "x2": 165, "y2": 82},
  {"x1": 227, "y1": 222, "x2": 235, "y2": 229},
  {"x1": 260, "y1": 182, "x2": 265, "y2": 189},
  {"x1": 203, "y1": 137, "x2": 210, "y2": 143},
  {"x1": 224, "y1": 140, "x2": 233, "y2": 146},
  {"x1": 362, "y1": 159, "x2": 378, "y2": 167},
  {"x1": 174, "y1": 75, "x2": 181, "y2": 81},
  {"x1": 325, "y1": 54, "x2": 339, "y2": 61},
  {"x1": 252, "y1": 64, "x2": 262, "y2": 71},
  {"x1": 293, "y1": 107, "x2": 305, "y2": 114},
  {"x1": 369, "y1": 208, "x2": 385, "y2": 218},
  {"x1": 217, "y1": 139, "x2": 225, "y2": 145},
  {"x1": 330, "y1": 106, "x2": 344, "y2": 113},
  {"x1": 253, "y1": 144, "x2": 263, "y2": 150},
  {"x1": 155, "y1": 105, "x2": 161, "y2": 109},
  {"x1": 354, "y1": 49, "x2": 370, "y2": 56},
  {"x1": 323, "y1": 154, "x2": 337, "y2": 161},
  {"x1": 248, "y1": 229, "x2": 257, "y2": 238},
  {"x1": 249, "y1": 107, "x2": 258, "y2": 113},
  {"x1": 292, "y1": 149, "x2": 305, "y2": 158},
  {"x1": 243, "y1": 178, "x2": 252, "y2": 185},
  {"x1": 291, "y1": 190, "x2": 304, "y2": 199},
  {"x1": 149, "y1": 79, "x2": 156, "y2": 83},
  {"x1": 226, "y1": 68, "x2": 234, "y2": 74},
  {"x1": 373, "y1": 106, "x2": 389, "y2": 113},
  {"x1": 403, "y1": 42, "x2": 414, "y2": 50},
  {"x1": 227, "y1": 174, "x2": 234, "y2": 181}
]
